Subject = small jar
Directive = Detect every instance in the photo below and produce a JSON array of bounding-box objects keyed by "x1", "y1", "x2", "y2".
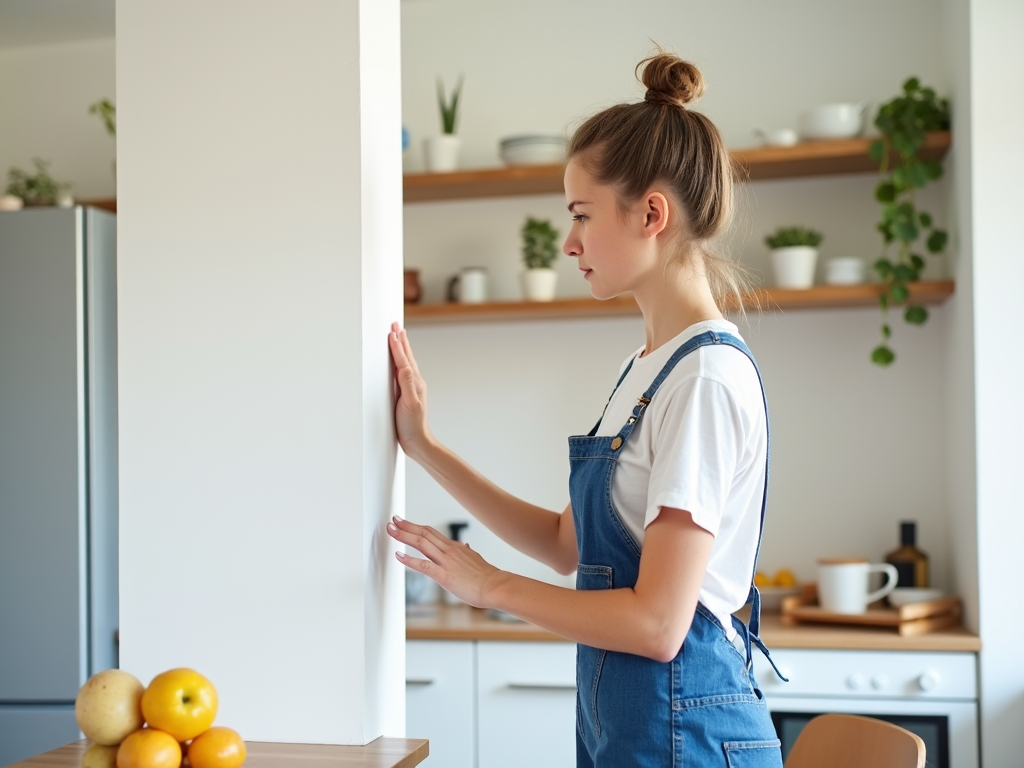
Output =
[{"x1": 403, "y1": 269, "x2": 422, "y2": 303}]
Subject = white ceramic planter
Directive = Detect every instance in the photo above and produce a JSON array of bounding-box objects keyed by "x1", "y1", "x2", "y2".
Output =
[
  {"x1": 825, "y1": 256, "x2": 867, "y2": 285},
  {"x1": 423, "y1": 135, "x2": 461, "y2": 173},
  {"x1": 520, "y1": 268, "x2": 558, "y2": 302},
  {"x1": 771, "y1": 246, "x2": 818, "y2": 289}
]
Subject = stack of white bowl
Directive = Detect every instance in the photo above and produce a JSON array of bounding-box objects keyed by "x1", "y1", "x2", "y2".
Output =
[{"x1": 499, "y1": 134, "x2": 567, "y2": 166}]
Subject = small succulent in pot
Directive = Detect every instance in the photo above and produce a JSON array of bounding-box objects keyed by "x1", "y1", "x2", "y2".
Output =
[
  {"x1": 765, "y1": 226, "x2": 823, "y2": 290},
  {"x1": 520, "y1": 216, "x2": 561, "y2": 302},
  {"x1": 5, "y1": 158, "x2": 72, "y2": 207},
  {"x1": 521, "y1": 217, "x2": 560, "y2": 269},
  {"x1": 764, "y1": 226, "x2": 823, "y2": 249}
]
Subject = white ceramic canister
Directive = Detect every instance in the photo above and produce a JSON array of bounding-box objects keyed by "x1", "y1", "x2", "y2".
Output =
[
  {"x1": 771, "y1": 246, "x2": 818, "y2": 289},
  {"x1": 825, "y1": 257, "x2": 867, "y2": 285}
]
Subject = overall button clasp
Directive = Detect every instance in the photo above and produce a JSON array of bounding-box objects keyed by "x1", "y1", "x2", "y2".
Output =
[{"x1": 610, "y1": 436, "x2": 623, "y2": 450}]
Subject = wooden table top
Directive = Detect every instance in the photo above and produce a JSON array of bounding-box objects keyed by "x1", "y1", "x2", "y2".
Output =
[
  {"x1": 407, "y1": 602, "x2": 982, "y2": 652},
  {"x1": 10, "y1": 738, "x2": 429, "y2": 768}
]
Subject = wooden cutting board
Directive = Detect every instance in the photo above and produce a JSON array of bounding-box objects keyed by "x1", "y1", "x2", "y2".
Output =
[{"x1": 780, "y1": 584, "x2": 962, "y2": 637}]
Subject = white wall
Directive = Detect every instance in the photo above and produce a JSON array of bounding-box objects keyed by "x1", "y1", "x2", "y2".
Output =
[
  {"x1": 401, "y1": 0, "x2": 954, "y2": 590},
  {"x1": 116, "y1": 0, "x2": 405, "y2": 744},
  {"x1": 0, "y1": 38, "x2": 116, "y2": 199},
  {"x1": 968, "y1": 0, "x2": 1024, "y2": 763}
]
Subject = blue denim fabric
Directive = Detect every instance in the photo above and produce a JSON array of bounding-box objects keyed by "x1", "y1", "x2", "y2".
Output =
[{"x1": 570, "y1": 330, "x2": 783, "y2": 767}]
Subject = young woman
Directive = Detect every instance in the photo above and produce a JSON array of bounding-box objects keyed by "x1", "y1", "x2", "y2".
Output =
[{"x1": 387, "y1": 52, "x2": 784, "y2": 768}]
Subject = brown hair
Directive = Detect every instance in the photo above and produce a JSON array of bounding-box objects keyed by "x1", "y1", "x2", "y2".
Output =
[{"x1": 567, "y1": 51, "x2": 749, "y2": 310}]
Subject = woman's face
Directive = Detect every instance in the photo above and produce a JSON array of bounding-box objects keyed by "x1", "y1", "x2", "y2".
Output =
[{"x1": 562, "y1": 157, "x2": 664, "y2": 301}]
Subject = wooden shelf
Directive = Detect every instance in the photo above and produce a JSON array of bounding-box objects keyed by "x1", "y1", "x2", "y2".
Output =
[
  {"x1": 404, "y1": 280, "x2": 955, "y2": 326},
  {"x1": 403, "y1": 131, "x2": 951, "y2": 203},
  {"x1": 76, "y1": 132, "x2": 952, "y2": 209}
]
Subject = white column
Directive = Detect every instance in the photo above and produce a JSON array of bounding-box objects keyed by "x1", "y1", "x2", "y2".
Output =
[
  {"x1": 963, "y1": 0, "x2": 1024, "y2": 763},
  {"x1": 116, "y1": 0, "x2": 404, "y2": 744}
]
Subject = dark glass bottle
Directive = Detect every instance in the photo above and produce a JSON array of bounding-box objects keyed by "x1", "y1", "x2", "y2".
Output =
[{"x1": 885, "y1": 521, "x2": 929, "y2": 588}]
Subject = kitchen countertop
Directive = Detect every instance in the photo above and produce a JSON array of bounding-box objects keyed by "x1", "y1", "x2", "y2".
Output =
[
  {"x1": 407, "y1": 603, "x2": 982, "y2": 652},
  {"x1": 10, "y1": 738, "x2": 428, "y2": 768}
]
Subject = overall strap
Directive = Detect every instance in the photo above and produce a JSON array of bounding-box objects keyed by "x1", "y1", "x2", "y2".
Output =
[
  {"x1": 607, "y1": 329, "x2": 786, "y2": 681},
  {"x1": 586, "y1": 356, "x2": 637, "y2": 437}
]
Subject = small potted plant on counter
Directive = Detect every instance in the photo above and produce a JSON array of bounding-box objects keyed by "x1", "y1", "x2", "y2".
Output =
[
  {"x1": 5, "y1": 158, "x2": 72, "y2": 207},
  {"x1": 520, "y1": 216, "x2": 560, "y2": 302},
  {"x1": 423, "y1": 75, "x2": 463, "y2": 173},
  {"x1": 765, "y1": 225, "x2": 823, "y2": 289}
]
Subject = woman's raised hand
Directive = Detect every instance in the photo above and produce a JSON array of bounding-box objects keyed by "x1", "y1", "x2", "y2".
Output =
[
  {"x1": 389, "y1": 321, "x2": 433, "y2": 460},
  {"x1": 387, "y1": 516, "x2": 505, "y2": 608}
]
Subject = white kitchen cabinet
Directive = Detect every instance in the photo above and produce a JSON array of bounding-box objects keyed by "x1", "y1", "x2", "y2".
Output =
[
  {"x1": 476, "y1": 641, "x2": 577, "y2": 768},
  {"x1": 407, "y1": 640, "x2": 477, "y2": 768},
  {"x1": 407, "y1": 639, "x2": 577, "y2": 768}
]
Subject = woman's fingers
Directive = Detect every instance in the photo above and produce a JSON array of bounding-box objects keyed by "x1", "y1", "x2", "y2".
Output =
[
  {"x1": 399, "y1": 329, "x2": 423, "y2": 381},
  {"x1": 387, "y1": 517, "x2": 450, "y2": 560}
]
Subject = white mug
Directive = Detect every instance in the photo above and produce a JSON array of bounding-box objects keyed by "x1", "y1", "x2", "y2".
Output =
[
  {"x1": 447, "y1": 267, "x2": 488, "y2": 304},
  {"x1": 817, "y1": 558, "x2": 898, "y2": 614}
]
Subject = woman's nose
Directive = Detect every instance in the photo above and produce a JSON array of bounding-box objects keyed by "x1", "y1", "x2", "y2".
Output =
[{"x1": 563, "y1": 236, "x2": 580, "y2": 258}]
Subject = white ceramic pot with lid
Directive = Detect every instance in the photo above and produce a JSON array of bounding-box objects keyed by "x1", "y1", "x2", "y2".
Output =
[{"x1": 799, "y1": 103, "x2": 868, "y2": 140}]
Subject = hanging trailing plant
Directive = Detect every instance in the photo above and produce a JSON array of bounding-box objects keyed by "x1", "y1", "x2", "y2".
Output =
[{"x1": 868, "y1": 77, "x2": 951, "y2": 366}]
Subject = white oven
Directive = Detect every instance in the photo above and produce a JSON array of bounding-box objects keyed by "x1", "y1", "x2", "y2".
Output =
[{"x1": 753, "y1": 648, "x2": 979, "y2": 768}]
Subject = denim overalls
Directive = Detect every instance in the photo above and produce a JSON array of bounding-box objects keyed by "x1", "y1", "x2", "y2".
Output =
[{"x1": 570, "y1": 330, "x2": 784, "y2": 768}]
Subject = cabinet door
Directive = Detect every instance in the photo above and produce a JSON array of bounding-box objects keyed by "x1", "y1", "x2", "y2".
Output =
[
  {"x1": 477, "y1": 642, "x2": 576, "y2": 768},
  {"x1": 407, "y1": 640, "x2": 475, "y2": 768}
]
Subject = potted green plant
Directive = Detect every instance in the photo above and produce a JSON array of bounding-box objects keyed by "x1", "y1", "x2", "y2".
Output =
[
  {"x1": 5, "y1": 158, "x2": 72, "y2": 207},
  {"x1": 89, "y1": 99, "x2": 116, "y2": 138},
  {"x1": 423, "y1": 75, "x2": 463, "y2": 173},
  {"x1": 868, "y1": 78, "x2": 950, "y2": 366},
  {"x1": 520, "y1": 216, "x2": 560, "y2": 301},
  {"x1": 765, "y1": 226, "x2": 823, "y2": 289}
]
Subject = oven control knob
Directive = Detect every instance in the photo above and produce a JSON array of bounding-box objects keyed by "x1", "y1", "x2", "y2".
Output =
[
  {"x1": 917, "y1": 670, "x2": 940, "y2": 692},
  {"x1": 870, "y1": 674, "x2": 889, "y2": 690},
  {"x1": 846, "y1": 673, "x2": 867, "y2": 691}
]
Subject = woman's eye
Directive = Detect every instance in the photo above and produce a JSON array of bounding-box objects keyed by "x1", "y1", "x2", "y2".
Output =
[{"x1": 571, "y1": 214, "x2": 586, "y2": 223}]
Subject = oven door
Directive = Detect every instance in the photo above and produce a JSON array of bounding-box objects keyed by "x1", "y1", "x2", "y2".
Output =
[{"x1": 765, "y1": 697, "x2": 978, "y2": 768}]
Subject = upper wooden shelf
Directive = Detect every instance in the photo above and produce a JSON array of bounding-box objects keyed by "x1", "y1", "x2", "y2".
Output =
[
  {"x1": 404, "y1": 280, "x2": 955, "y2": 326},
  {"x1": 80, "y1": 132, "x2": 951, "y2": 210},
  {"x1": 403, "y1": 131, "x2": 951, "y2": 203}
]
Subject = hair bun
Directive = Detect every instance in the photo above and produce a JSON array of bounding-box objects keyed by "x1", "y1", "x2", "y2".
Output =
[{"x1": 638, "y1": 53, "x2": 706, "y2": 107}]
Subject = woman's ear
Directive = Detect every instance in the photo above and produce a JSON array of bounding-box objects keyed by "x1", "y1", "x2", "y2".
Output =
[{"x1": 642, "y1": 191, "x2": 670, "y2": 239}]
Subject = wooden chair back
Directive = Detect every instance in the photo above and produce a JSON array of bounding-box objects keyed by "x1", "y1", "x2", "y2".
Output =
[{"x1": 784, "y1": 713, "x2": 926, "y2": 768}]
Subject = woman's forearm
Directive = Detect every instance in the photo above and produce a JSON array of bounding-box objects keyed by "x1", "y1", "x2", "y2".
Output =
[
  {"x1": 484, "y1": 571, "x2": 689, "y2": 662},
  {"x1": 412, "y1": 438, "x2": 577, "y2": 575}
]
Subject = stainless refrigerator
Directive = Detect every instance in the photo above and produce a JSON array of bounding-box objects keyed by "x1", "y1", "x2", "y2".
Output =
[{"x1": 0, "y1": 207, "x2": 118, "y2": 765}]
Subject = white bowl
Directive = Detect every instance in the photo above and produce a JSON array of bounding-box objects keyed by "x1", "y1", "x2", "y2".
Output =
[
  {"x1": 888, "y1": 587, "x2": 944, "y2": 607},
  {"x1": 499, "y1": 133, "x2": 565, "y2": 147},
  {"x1": 825, "y1": 257, "x2": 867, "y2": 285},
  {"x1": 799, "y1": 103, "x2": 866, "y2": 140},
  {"x1": 500, "y1": 142, "x2": 566, "y2": 166}
]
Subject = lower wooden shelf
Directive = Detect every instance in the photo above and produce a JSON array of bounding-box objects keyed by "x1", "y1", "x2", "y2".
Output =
[{"x1": 404, "y1": 280, "x2": 955, "y2": 325}]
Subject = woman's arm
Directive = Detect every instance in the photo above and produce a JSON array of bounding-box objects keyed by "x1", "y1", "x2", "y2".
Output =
[
  {"x1": 387, "y1": 506, "x2": 713, "y2": 662},
  {"x1": 389, "y1": 323, "x2": 578, "y2": 575}
]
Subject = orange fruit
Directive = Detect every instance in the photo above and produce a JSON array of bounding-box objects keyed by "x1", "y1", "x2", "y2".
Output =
[
  {"x1": 188, "y1": 727, "x2": 246, "y2": 768},
  {"x1": 754, "y1": 571, "x2": 773, "y2": 588},
  {"x1": 142, "y1": 669, "x2": 218, "y2": 742},
  {"x1": 774, "y1": 569, "x2": 797, "y2": 587},
  {"x1": 116, "y1": 728, "x2": 182, "y2": 768}
]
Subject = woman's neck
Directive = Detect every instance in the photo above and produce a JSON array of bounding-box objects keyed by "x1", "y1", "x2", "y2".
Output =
[{"x1": 633, "y1": 257, "x2": 724, "y2": 357}]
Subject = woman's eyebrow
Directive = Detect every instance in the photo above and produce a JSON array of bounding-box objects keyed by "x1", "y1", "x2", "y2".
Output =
[{"x1": 567, "y1": 201, "x2": 590, "y2": 212}]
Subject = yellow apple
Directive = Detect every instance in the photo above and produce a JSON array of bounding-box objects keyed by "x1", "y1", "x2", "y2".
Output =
[
  {"x1": 80, "y1": 742, "x2": 119, "y2": 768},
  {"x1": 75, "y1": 669, "x2": 146, "y2": 746},
  {"x1": 141, "y1": 668, "x2": 218, "y2": 742}
]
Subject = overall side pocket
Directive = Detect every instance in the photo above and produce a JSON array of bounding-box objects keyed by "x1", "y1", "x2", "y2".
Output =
[
  {"x1": 575, "y1": 564, "x2": 613, "y2": 740},
  {"x1": 723, "y1": 739, "x2": 783, "y2": 768}
]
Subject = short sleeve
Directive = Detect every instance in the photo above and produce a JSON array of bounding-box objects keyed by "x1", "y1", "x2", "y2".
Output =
[{"x1": 643, "y1": 376, "x2": 745, "y2": 536}]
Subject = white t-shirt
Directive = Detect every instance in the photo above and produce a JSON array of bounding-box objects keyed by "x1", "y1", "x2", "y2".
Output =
[{"x1": 594, "y1": 319, "x2": 767, "y2": 637}]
